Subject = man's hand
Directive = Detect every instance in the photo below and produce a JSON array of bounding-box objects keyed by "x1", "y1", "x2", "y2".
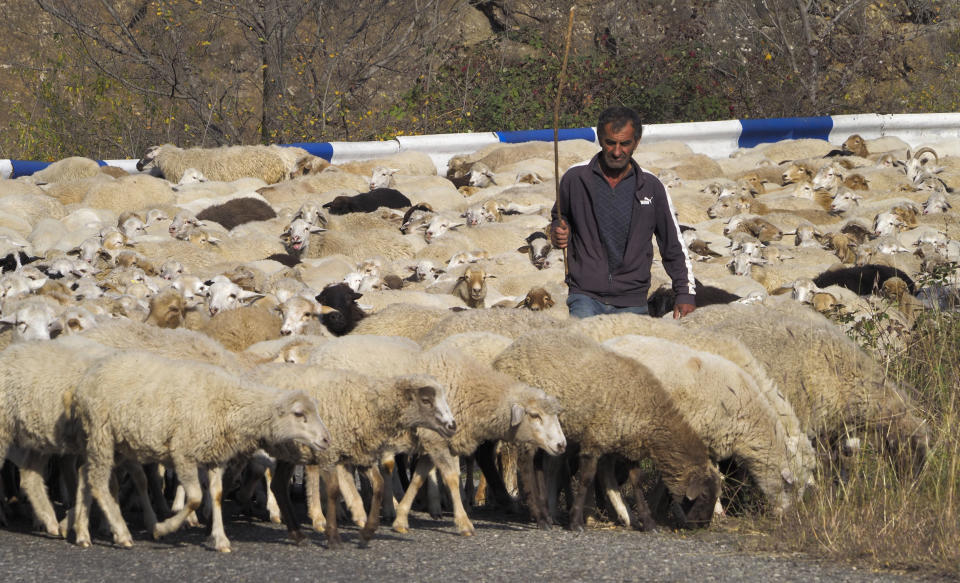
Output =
[
  {"x1": 551, "y1": 219, "x2": 569, "y2": 249},
  {"x1": 673, "y1": 302, "x2": 695, "y2": 319}
]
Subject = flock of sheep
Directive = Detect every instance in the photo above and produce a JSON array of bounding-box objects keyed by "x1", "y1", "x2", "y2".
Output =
[{"x1": 0, "y1": 128, "x2": 955, "y2": 551}]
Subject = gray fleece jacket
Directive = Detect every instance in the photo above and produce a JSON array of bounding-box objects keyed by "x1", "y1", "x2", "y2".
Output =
[{"x1": 551, "y1": 154, "x2": 696, "y2": 307}]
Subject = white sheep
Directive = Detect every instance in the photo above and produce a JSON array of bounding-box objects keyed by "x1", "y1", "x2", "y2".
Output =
[
  {"x1": 0, "y1": 336, "x2": 118, "y2": 537},
  {"x1": 70, "y1": 351, "x2": 330, "y2": 550},
  {"x1": 492, "y1": 330, "x2": 722, "y2": 531},
  {"x1": 601, "y1": 334, "x2": 815, "y2": 514},
  {"x1": 680, "y1": 303, "x2": 931, "y2": 472},
  {"x1": 251, "y1": 364, "x2": 456, "y2": 547},
  {"x1": 292, "y1": 335, "x2": 566, "y2": 536},
  {"x1": 137, "y1": 143, "x2": 313, "y2": 184}
]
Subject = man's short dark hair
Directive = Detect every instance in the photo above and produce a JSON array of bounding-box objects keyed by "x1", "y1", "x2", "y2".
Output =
[{"x1": 597, "y1": 106, "x2": 642, "y2": 141}]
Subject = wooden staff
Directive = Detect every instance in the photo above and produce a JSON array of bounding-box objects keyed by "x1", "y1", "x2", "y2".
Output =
[{"x1": 554, "y1": 5, "x2": 575, "y2": 275}]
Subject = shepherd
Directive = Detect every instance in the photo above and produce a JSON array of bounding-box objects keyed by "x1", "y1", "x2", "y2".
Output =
[{"x1": 550, "y1": 105, "x2": 697, "y2": 319}]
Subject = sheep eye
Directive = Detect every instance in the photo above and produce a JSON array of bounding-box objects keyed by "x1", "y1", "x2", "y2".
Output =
[
  {"x1": 530, "y1": 413, "x2": 542, "y2": 422},
  {"x1": 420, "y1": 397, "x2": 433, "y2": 406}
]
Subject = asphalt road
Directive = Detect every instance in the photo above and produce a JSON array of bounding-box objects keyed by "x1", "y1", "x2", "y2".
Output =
[{"x1": 0, "y1": 503, "x2": 940, "y2": 582}]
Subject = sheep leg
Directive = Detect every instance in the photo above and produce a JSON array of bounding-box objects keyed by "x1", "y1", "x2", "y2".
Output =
[
  {"x1": 392, "y1": 455, "x2": 433, "y2": 533},
  {"x1": 205, "y1": 465, "x2": 231, "y2": 552},
  {"x1": 597, "y1": 457, "x2": 631, "y2": 528},
  {"x1": 380, "y1": 455, "x2": 398, "y2": 521},
  {"x1": 58, "y1": 454, "x2": 80, "y2": 510},
  {"x1": 358, "y1": 465, "x2": 383, "y2": 547},
  {"x1": 69, "y1": 465, "x2": 93, "y2": 546},
  {"x1": 82, "y1": 452, "x2": 134, "y2": 547},
  {"x1": 170, "y1": 483, "x2": 200, "y2": 528},
  {"x1": 321, "y1": 467, "x2": 343, "y2": 549},
  {"x1": 542, "y1": 451, "x2": 568, "y2": 522},
  {"x1": 426, "y1": 466, "x2": 442, "y2": 519},
  {"x1": 500, "y1": 444, "x2": 519, "y2": 498},
  {"x1": 626, "y1": 466, "x2": 658, "y2": 532},
  {"x1": 144, "y1": 463, "x2": 171, "y2": 520},
  {"x1": 268, "y1": 460, "x2": 307, "y2": 544},
  {"x1": 304, "y1": 464, "x2": 326, "y2": 533},
  {"x1": 264, "y1": 467, "x2": 282, "y2": 524},
  {"x1": 337, "y1": 464, "x2": 367, "y2": 528},
  {"x1": 17, "y1": 452, "x2": 60, "y2": 536},
  {"x1": 463, "y1": 456, "x2": 477, "y2": 508},
  {"x1": 569, "y1": 455, "x2": 598, "y2": 532},
  {"x1": 474, "y1": 441, "x2": 515, "y2": 511},
  {"x1": 119, "y1": 461, "x2": 158, "y2": 534},
  {"x1": 435, "y1": 451, "x2": 475, "y2": 536},
  {"x1": 518, "y1": 447, "x2": 550, "y2": 529},
  {"x1": 153, "y1": 460, "x2": 202, "y2": 540}
]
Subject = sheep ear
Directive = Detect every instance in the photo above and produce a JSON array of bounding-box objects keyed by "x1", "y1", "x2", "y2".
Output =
[
  {"x1": 485, "y1": 274, "x2": 496, "y2": 279},
  {"x1": 517, "y1": 245, "x2": 531, "y2": 253},
  {"x1": 309, "y1": 226, "x2": 327, "y2": 234},
  {"x1": 319, "y1": 305, "x2": 338, "y2": 315},
  {"x1": 0, "y1": 315, "x2": 14, "y2": 327},
  {"x1": 510, "y1": 403, "x2": 525, "y2": 427},
  {"x1": 781, "y1": 467, "x2": 795, "y2": 486},
  {"x1": 449, "y1": 223, "x2": 465, "y2": 231}
]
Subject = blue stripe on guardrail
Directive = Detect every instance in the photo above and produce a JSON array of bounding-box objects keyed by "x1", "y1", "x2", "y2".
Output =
[
  {"x1": 738, "y1": 116, "x2": 833, "y2": 149},
  {"x1": 496, "y1": 128, "x2": 597, "y2": 143},
  {"x1": 284, "y1": 142, "x2": 334, "y2": 161},
  {"x1": 10, "y1": 160, "x2": 54, "y2": 179}
]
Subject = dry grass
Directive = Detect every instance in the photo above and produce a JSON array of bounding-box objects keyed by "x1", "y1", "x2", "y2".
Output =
[{"x1": 741, "y1": 306, "x2": 960, "y2": 577}]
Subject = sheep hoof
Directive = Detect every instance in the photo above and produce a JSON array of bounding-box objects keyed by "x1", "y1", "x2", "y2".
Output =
[
  {"x1": 326, "y1": 537, "x2": 342, "y2": 550},
  {"x1": 459, "y1": 528, "x2": 475, "y2": 537},
  {"x1": 75, "y1": 537, "x2": 92, "y2": 548},
  {"x1": 287, "y1": 529, "x2": 307, "y2": 544},
  {"x1": 535, "y1": 520, "x2": 552, "y2": 531}
]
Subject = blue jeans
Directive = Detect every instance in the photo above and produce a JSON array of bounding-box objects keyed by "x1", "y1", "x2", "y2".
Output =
[{"x1": 566, "y1": 293, "x2": 649, "y2": 319}]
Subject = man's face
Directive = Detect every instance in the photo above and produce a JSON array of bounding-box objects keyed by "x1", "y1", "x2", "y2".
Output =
[{"x1": 598, "y1": 121, "x2": 639, "y2": 172}]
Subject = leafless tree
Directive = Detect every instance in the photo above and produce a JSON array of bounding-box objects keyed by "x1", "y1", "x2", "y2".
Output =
[
  {"x1": 703, "y1": 0, "x2": 902, "y2": 115},
  {"x1": 34, "y1": 0, "x2": 459, "y2": 145}
]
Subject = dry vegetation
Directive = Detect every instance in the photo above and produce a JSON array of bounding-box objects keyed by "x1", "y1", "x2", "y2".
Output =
[
  {"x1": 0, "y1": 1, "x2": 957, "y2": 160},
  {"x1": 731, "y1": 269, "x2": 960, "y2": 576}
]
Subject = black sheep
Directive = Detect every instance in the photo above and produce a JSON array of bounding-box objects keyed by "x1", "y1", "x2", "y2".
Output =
[
  {"x1": 647, "y1": 280, "x2": 741, "y2": 318},
  {"x1": 315, "y1": 283, "x2": 366, "y2": 335},
  {"x1": 1, "y1": 251, "x2": 39, "y2": 273},
  {"x1": 322, "y1": 188, "x2": 411, "y2": 215},
  {"x1": 812, "y1": 264, "x2": 916, "y2": 296},
  {"x1": 196, "y1": 197, "x2": 277, "y2": 230}
]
